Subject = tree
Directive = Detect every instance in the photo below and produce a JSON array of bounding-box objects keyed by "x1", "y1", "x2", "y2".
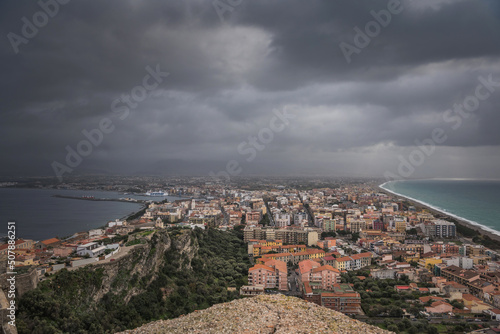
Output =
[
  {"x1": 321, "y1": 231, "x2": 336, "y2": 238},
  {"x1": 426, "y1": 326, "x2": 438, "y2": 334},
  {"x1": 407, "y1": 228, "x2": 418, "y2": 235},
  {"x1": 450, "y1": 299, "x2": 464, "y2": 310},
  {"x1": 389, "y1": 306, "x2": 403, "y2": 317},
  {"x1": 408, "y1": 326, "x2": 418, "y2": 334},
  {"x1": 259, "y1": 214, "x2": 270, "y2": 226},
  {"x1": 399, "y1": 274, "x2": 410, "y2": 284},
  {"x1": 387, "y1": 324, "x2": 399, "y2": 333}
]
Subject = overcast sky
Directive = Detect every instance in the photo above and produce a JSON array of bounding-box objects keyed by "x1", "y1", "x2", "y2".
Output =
[{"x1": 1, "y1": 0, "x2": 500, "y2": 180}]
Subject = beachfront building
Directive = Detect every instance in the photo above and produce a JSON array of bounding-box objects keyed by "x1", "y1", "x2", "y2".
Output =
[
  {"x1": 434, "y1": 220, "x2": 456, "y2": 238},
  {"x1": 420, "y1": 220, "x2": 456, "y2": 239}
]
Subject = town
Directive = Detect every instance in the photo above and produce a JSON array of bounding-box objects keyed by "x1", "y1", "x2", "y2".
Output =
[{"x1": 1, "y1": 177, "x2": 500, "y2": 333}]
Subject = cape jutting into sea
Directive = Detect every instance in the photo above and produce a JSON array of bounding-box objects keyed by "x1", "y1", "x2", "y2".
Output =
[{"x1": 0, "y1": 188, "x2": 183, "y2": 240}]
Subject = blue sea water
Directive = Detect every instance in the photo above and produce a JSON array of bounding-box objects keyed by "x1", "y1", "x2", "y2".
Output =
[
  {"x1": 380, "y1": 179, "x2": 500, "y2": 236},
  {"x1": 0, "y1": 188, "x2": 183, "y2": 240}
]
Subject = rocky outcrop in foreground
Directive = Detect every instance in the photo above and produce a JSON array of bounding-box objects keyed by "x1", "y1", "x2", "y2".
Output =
[{"x1": 118, "y1": 294, "x2": 392, "y2": 334}]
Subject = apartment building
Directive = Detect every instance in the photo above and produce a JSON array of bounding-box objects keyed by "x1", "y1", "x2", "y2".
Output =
[
  {"x1": 247, "y1": 259, "x2": 288, "y2": 291},
  {"x1": 350, "y1": 220, "x2": 366, "y2": 233},
  {"x1": 298, "y1": 259, "x2": 340, "y2": 289},
  {"x1": 298, "y1": 259, "x2": 320, "y2": 284},
  {"x1": 373, "y1": 219, "x2": 384, "y2": 230},
  {"x1": 418, "y1": 257, "x2": 442, "y2": 270},
  {"x1": 434, "y1": 220, "x2": 456, "y2": 238},
  {"x1": 274, "y1": 213, "x2": 291, "y2": 228},
  {"x1": 441, "y1": 265, "x2": 480, "y2": 286},
  {"x1": 244, "y1": 226, "x2": 320, "y2": 246},
  {"x1": 317, "y1": 239, "x2": 336, "y2": 249},
  {"x1": 246, "y1": 210, "x2": 262, "y2": 225},
  {"x1": 303, "y1": 283, "x2": 361, "y2": 315},
  {"x1": 294, "y1": 212, "x2": 308, "y2": 226},
  {"x1": 322, "y1": 220, "x2": 336, "y2": 232},
  {"x1": 394, "y1": 217, "x2": 406, "y2": 233},
  {"x1": 333, "y1": 252, "x2": 372, "y2": 271},
  {"x1": 431, "y1": 242, "x2": 459, "y2": 255},
  {"x1": 310, "y1": 265, "x2": 341, "y2": 290},
  {"x1": 252, "y1": 244, "x2": 306, "y2": 257},
  {"x1": 258, "y1": 253, "x2": 293, "y2": 264}
]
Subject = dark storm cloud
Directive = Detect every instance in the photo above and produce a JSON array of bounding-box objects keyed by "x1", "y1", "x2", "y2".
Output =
[{"x1": 1, "y1": 0, "x2": 500, "y2": 178}]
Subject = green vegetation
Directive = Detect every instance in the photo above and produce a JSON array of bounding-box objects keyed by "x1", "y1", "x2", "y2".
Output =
[
  {"x1": 472, "y1": 234, "x2": 499, "y2": 249},
  {"x1": 16, "y1": 229, "x2": 251, "y2": 334},
  {"x1": 453, "y1": 220, "x2": 499, "y2": 249},
  {"x1": 140, "y1": 230, "x2": 155, "y2": 237},
  {"x1": 407, "y1": 228, "x2": 418, "y2": 235},
  {"x1": 321, "y1": 231, "x2": 337, "y2": 238},
  {"x1": 370, "y1": 319, "x2": 481, "y2": 334},
  {"x1": 343, "y1": 271, "x2": 425, "y2": 318},
  {"x1": 125, "y1": 239, "x2": 146, "y2": 247},
  {"x1": 345, "y1": 270, "x2": 481, "y2": 333},
  {"x1": 259, "y1": 213, "x2": 270, "y2": 226},
  {"x1": 102, "y1": 234, "x2": 129, "y2": 245}
]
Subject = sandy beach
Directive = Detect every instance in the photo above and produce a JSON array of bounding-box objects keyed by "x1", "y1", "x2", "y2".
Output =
[{"x1": 377, "y1": 185, "x2": 500, "y2": 247}]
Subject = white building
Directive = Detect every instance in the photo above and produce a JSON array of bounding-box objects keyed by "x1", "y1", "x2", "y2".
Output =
[
  {"x1": 294, "y1": 212, "x2": 308, "y2": 226},
  {"x1": 76, "y1": 242, "x2": 106, "y2": 258},
  {"x1": 274, "y1": 213, "x2": 291, "y2": 228},
  {"x1": 108, "y1": 219, "x2": 125, "y2": 228},
  {"x1": 89, "y1": 229, "x2": 105, "y2": 238},
  {"x1": 460, "y1": 257, "x2": 474, "y2": 269},
  {"x1": 443, "y1": 257, "x2": 460, "y2": 267}
]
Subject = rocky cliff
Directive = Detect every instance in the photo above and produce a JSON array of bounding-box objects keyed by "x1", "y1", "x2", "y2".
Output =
[
  {"x1": 117, "y1": 294, "x2": 393, "y2": 334},
  {"x1": 91, "y1": 230, "x2": 197, "y2": 303},
  {"x1": 16, "y1": 228, "x2": 248, "y2": 333}
]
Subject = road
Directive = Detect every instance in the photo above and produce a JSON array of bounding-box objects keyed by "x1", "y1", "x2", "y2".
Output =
[{"x1": 286, "y1": 270, "x2": 302, "y2": 297}]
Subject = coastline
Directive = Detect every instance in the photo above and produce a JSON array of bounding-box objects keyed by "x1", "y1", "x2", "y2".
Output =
[{"x1": 378, "y1": 181, "x2": 500, "y2": 245}]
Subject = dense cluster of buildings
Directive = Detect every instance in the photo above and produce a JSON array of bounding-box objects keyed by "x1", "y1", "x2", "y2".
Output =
[
  {"x1": 4, "y1": 179, "x2": 500, "y2": 322},
  {"x1": 237, "y1": 183, "x2": 500, "y2": 320}
]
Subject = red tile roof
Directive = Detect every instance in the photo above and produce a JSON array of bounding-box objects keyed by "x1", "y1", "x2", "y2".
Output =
[
  {"x1": 249, "y1": 264, "x2": 274, "y2": 272},
  {"x1": 265, "y1": 259, "x2": 287, "y2": 273},
  {"x1": 395, "y1": 285, "x2": 410, "y2": 290},
  {"x1": 303, "y1": 281, "x2": 313, "y2": 294},
  {"x1": 298, "y1": 259, "x2": 320, "y2": 274},
  {"x1": 40, "y1": 238, "x2": 60, "y2": 245},
  {"x1": 0, "y1": 239, "x2": 27, "y2": 250}
]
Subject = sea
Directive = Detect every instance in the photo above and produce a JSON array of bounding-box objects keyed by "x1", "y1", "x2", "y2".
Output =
[
  {"x1": 380, "y1": 179, "x2": 500, "y2": 236},
  {"x1": 0, "y1": 188, "x2": 184, "y2": 241}
]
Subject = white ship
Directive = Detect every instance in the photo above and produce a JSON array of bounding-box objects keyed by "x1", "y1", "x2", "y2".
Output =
[{"x1": 145, "y1": 190, "x2": 168, "y2": 196}]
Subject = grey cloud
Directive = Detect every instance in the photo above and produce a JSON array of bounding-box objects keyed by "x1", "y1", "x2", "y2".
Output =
[{"x1": 1, "y1": 0, "x2": 500, "y2": 179}]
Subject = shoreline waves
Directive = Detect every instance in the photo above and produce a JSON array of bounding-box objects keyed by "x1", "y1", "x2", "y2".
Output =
[{"x1": 379, "y1": 180, "x2": 500, "y2": 243}]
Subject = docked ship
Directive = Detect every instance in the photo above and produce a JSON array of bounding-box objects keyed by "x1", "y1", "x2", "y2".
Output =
[{"x1": 145, "y1": 190, "x2": 168, "y2": 196}]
